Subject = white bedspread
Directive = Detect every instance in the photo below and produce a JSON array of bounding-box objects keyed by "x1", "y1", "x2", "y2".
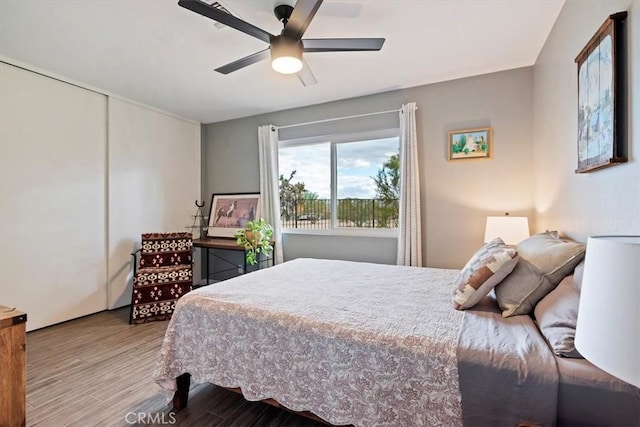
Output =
[{"x1": 154, "y1": 258, "x2": 463, "y2": 426}]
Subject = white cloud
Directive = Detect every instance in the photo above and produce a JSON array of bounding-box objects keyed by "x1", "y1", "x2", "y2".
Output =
[
  {"x1": 337, "y1": 174, "x2": 377, "y2": 199},
  {"x1": 338, "y1": 158, "x2": 371, "y2": 169}
]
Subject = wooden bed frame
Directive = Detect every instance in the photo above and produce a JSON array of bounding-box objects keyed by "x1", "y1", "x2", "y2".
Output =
[{"x1": 172, "y1": 373, "x2": 348, "y2": 426}]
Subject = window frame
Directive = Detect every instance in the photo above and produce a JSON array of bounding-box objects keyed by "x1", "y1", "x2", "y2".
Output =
[{"x1": 278, "y1": 128, "x2": 401, "y2": 238}]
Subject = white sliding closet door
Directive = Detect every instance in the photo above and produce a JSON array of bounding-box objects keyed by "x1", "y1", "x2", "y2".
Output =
[
  {"x1": 0, "y1": 63, "x2": 107, "y2": 331},
  {"x1": 107, "y1": 98, "x2": 200, "y2": 309}
]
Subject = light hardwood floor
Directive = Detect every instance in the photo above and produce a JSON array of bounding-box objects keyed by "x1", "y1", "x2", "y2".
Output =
[{"x1": 26, "y1": 308, "x2": 323, "y2": 426}]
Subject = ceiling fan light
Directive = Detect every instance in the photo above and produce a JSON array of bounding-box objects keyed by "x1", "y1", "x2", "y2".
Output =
[
  {"x1": 272, "y1": 56, "x2": 303, "y2": 74},
  {"x1": 270, "y1": 38, "x2": 303, "y2": 74}
]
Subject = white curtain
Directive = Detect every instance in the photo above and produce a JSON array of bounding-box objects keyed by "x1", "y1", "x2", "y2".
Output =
[
  {"x1": 397, "y1": 102, "x2": 422, "y2": 266},
  {"x1": 258, "y1": 125, "x2": 284, "y2": 264}
]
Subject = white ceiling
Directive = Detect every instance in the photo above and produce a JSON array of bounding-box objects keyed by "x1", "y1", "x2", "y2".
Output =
[{"x1": 0, "y1": 0, "x2": 564, "y2": 124}]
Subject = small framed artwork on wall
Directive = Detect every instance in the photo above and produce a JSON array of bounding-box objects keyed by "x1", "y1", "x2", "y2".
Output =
[
  {"x1": 448, "y1": 127, "x2": 492, "y2": 160},
  {"x1": 207, "y1": 193, "x2": 260, "y2": 238},
  {"x1": 575, "y1": 11, "x2": 628, "y2": 173}
]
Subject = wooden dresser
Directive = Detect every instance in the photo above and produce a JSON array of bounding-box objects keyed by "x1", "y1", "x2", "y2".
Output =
[{"x1": 0, "y1": 305, "x2": 27, "y2": 427}]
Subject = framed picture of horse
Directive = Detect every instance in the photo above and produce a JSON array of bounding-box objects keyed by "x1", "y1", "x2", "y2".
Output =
[{"x1": 207, "y1": 193, "x2": 261, "y2": 238}]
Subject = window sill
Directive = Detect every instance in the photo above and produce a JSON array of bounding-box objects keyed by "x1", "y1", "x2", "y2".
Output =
[{"x1": 282, "y1": 228, "x2": 398, "y2": 238}]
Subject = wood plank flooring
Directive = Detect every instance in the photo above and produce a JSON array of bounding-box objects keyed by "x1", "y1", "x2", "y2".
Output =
[{"x1": 26, "y1": 308, "x2": 324, "y2": 426}]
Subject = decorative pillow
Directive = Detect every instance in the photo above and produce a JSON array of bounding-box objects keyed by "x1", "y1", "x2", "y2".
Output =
[
  {"x1": 534, "y1": 274, "x2": 583, "y2": 358},
  {"x1": 453, "y1": 238, "x2": 519, "y2": 310},
  {"x1": 495, "y1": 231, "x2": 585, "y2": 317}
]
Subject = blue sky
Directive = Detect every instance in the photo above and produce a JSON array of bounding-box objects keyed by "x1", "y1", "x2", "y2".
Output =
[{"x1": 279, "y1": 137, "x2": 399, "y2": 199}]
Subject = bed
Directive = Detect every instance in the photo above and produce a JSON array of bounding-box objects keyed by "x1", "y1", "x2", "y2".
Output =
[{"x1": 153, "y1": 257, "x2": 639, "y2": 426}]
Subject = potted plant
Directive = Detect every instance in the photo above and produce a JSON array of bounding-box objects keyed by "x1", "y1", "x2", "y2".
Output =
[{"x1": 234, "y1": 218, "x2": 274, "y2": 265}]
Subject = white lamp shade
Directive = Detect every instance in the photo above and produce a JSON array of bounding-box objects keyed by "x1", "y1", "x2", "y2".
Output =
[
  {"x1": 484, "y1": 216, "x2": 530, "y2": 245},
  {"x1": 575, "y1": 236, "x2": 640, "y2": 388}
]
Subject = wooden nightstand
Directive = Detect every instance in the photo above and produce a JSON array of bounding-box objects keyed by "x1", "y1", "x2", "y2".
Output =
[{"x1": 0, "y1": 305, "x2": 27, "y2": 427}]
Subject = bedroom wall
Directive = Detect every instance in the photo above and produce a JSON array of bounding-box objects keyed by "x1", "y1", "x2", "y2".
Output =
[
  {"x1": 533, "y1": 0, "x2": 640, "y2": 240},
  {"x1": 203, "y1": 67, "x2": 535, "y2": 268}
]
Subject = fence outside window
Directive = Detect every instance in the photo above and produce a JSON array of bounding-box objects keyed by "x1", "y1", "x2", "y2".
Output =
[{"x1": 280, "y1": 198, "x2": 399, "y2": 229}]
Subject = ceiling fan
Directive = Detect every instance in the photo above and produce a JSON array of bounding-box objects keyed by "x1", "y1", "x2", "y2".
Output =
[{"x1": 177, "y1": 0, "x2": 385, "y2": 86}]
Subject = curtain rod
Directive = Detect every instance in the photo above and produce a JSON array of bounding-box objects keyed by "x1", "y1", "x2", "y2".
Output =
[{"x1": 276, "y1": 107, "x2": 408, "y2": 130}]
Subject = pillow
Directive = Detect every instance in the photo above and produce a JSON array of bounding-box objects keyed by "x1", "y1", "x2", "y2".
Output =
[
  {"x1": 453, "y1": 238, "x2": 519, "y2": 310},
  {"x1": 534, "y1": 274, "x2": 583, "y2": 358},
  {"x1": 495, "y1": 231, "x2": 585, "y2": 317},
  {"x1": 572, "y1": 260, "x2": 585, "y2": 290}
]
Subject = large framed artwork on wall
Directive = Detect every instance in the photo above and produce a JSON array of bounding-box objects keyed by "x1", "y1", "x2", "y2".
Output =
[
  {"x1": 207, "y1": 193, "x2": 260, "y2": 238},
  {"x1": 575, "y1": 11, "x2": 628, "y2": 173}
]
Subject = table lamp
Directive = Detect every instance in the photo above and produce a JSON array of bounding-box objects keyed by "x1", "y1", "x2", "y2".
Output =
[
  {"x1": 484, "y1": 214, "x2": 530, "y2": 246},
  {"x1": 575, "y1": 235, "x2": 640, "y2": 387}
]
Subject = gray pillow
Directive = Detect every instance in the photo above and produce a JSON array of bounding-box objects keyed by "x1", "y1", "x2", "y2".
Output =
[
  {"x1": 495, "y1": 232, "x2": 585, "y2": 317},
  {"x1": 572, "y1": 260, "x2": 585, "y2": 290},
  {"x1": 534, "y1": 274, "x2": 583, "y2": 358}
]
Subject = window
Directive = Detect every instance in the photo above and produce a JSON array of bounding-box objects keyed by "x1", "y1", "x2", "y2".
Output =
[{"x1": 278, "y1": 130, "x2": 400, "y2": 234}]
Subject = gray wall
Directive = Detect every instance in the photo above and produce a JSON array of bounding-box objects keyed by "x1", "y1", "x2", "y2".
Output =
[
  {"x1": 203, "y1": 67, "x2": 534, "y2": 268},
  {"x1": 533, "y1": 0, "x2": 640, "y2": 240}
]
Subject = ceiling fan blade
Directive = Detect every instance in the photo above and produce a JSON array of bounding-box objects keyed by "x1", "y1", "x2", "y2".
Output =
[
  {"x1": 303, "y1": 38, "x2": 385, "y2": 52},
  {"x1": 282, "y1": 0, "x2": 323, "y2": 40},
  {"x1": 297, "y1": 60, "x2": 318, "y2": 87},
  {"x1": 178, "y1": 0, "x2": 273, "y2": 44},
  {"x1": 215, "y1": 49, "x2": 270, "y2": 74}
]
